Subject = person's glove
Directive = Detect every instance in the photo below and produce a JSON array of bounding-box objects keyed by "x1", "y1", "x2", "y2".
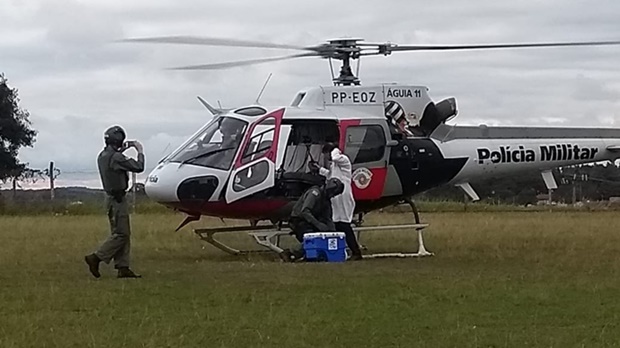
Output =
[{"x1": 308, "y1": 161, "x2": 320, "y2": 173}]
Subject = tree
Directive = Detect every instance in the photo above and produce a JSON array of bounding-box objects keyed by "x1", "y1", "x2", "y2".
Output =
[{"x1": 0, "y1": 73, "x2": 37, "y2": 182}]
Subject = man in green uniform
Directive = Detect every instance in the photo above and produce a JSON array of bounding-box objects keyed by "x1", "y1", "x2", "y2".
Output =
[
  {"x1": 84, "y1": 125, "x2": 145, "y2": 278},
  {"x1": 279, "y1": 178, "x2": 344, "y2": 262}
]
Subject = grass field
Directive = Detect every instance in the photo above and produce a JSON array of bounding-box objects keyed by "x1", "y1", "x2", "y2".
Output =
[{"x1": 2, "y1": 210, "x2": 620, "y2": 347}]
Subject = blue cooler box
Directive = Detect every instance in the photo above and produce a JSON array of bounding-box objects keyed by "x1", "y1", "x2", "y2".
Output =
[{"x1": 303, "y1": 232, "x2": 347, "y2": 262}]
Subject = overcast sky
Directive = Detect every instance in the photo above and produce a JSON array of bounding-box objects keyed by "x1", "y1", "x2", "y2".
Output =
[{"x1": 2, "y1": 0, "x2": 620, "y2": 188}]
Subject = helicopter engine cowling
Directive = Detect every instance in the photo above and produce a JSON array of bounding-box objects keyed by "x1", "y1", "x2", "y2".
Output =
[
  {"x1": 435, "y1": 97, "x2": 458, "y2": 123},
  {"x1": 418, "y1": 97, "x2": 458, "y2": 136}
]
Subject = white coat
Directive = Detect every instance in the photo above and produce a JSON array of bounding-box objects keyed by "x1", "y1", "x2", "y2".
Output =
[{"x1": 319, "y1": 148, "x2": 356, "y2": 223}]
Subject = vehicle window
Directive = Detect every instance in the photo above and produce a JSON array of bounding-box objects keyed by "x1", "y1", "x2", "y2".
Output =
[
  {"x1": 234, "y1": 106, "x2": 267, "y2": 116},
  {"x1": 240, "y1": 117, "x2": 276, "y2": 165},
  {"x1": 344, "y1": 125, "x2": 385, "y2": 164},
  {"x1": 168, "y1": 116, "x2": 247, "y2": 170},
  {"x1": 232, "y1": 160, "x2": 270, "y2": 192}
]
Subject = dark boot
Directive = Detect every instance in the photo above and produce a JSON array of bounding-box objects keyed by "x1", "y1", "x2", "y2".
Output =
[
  {"x1": 279, "y1": 248, "x2": 305, "y2": 262},
  {"x1": 336, "y1": 222, "x2": 363, "y2": 260},
  {"x1": 349, "y1": 252, "x2": 364, "y2": 261},
  {"x1": 278, "y1": 250, "x2": 294, "y2": 262},
  {"x1": 117, "y1": 267, "x2": 141, "y2": 278},
  {"x1": 84, "y1": 253, "x2": 101, "y2": 278},
  {"x1": 290, "y1": 247, "x2": 305, "y2": 262}
]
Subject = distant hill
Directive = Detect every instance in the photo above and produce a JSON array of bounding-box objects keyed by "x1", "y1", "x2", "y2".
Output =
[{"x1": 0, "y1": 184, "x2": 146, "y2": 204}]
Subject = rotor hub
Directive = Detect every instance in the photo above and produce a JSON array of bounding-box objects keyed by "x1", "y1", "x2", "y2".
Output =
[{"x1": 318, "y1": 38, "x2": 368, "y2": 86}]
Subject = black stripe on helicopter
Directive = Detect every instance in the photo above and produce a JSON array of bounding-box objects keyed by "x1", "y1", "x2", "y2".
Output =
[{"x1": 477, "y1": 144, "x2": 599, "y2": 164}]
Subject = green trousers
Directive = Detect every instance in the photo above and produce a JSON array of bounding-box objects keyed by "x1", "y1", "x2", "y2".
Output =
[{"x1": 95, "y1": 195, "x2": 131, "y2": 269}]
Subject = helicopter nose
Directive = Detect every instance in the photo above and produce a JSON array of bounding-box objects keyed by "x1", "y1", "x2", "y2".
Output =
[
  {"x1": 144, "y1": 163, "x2": 180, "y2": 203},
  {"x1": 145, "y1": 162, "x2": 225, "y2": 205}
]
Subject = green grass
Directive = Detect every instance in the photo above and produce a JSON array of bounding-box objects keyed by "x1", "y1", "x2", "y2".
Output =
[
  {"x1": 4, "y1": 197, "x2": 620, "y2": 217},
  {"x1": 2, "y1": 211, "x2": 620, "y2": 347}
]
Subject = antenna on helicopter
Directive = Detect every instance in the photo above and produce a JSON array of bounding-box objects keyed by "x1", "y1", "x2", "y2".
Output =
[
  {"x1": 255, "y1": 72, "x2": 273, "y2": 104},
  {"x1": 196, "y1": 96, "x2": 222, "y2": 115},
  {"x1": 158, "y1": 142, "x2": 173, "y2": 164}
]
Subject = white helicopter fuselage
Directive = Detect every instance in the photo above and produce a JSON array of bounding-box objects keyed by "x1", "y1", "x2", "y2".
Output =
[
  {"x1": 432, "y1": 130, "x2": 620, "y2": 199},
  {"x1": 144, "y1": 83, "x2": 620, "y2": 218}
]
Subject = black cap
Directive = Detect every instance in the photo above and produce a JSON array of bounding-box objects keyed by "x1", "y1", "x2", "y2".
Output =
[
  {"x1": 104, "y1": 125, "x2": 126, "y2": 147},
  {"x1": 324, "y1": 178, "x2": 344, "y2": 198},
  {"x1": 322, "y1": 142, "x2": 337, "y2": 154}
]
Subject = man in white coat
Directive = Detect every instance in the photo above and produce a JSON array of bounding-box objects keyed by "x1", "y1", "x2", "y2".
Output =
[{"x1": 309, "y1": 142, "x2": 363, "y2": 260}]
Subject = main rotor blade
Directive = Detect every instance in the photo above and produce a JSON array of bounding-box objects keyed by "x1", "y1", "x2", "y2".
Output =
[
  {"x1": 167, "y1": 52, "x2": 317, "y2": 70},
  {"x1": 389, "y1": 40, "x2": 620, "y2": 52},
  {"x1": 120, "y1": 35, "x2": 311, "y2": 51}
]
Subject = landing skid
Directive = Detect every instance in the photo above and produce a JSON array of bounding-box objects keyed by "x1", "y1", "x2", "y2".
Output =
[
  {"x1": 194, "y1": 224, "x2": 289, "y2": 256},
  {"x1": 356, "y1": 224, "x2": 432, "y2": 258},
  {"x1": 354, "y1": 197, "x2": 433, "y2": 258},
  {"x1": 192, "y1": 197, "x2": 433, "y2": 259}
]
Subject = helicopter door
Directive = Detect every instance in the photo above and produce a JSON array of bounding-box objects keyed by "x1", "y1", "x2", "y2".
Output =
[
  {"x1": 225, "y1": 108, "x2": 287, "y2": 203},
  {"x1": 340, "y1": 121, "x2": 389, "y2": 200}
]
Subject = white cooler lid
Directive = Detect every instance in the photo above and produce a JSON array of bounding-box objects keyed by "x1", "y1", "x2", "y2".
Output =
[{"x1": 304, "y1": 232, "x2": 345, "y2": 239}]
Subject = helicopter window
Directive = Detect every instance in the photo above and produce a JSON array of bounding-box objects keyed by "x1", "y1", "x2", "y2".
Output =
[
  {"x1": 234, "y1": 107, "x2": 267, "y2": 116},
  {"x1": 241, "y1": 117, "x2": 276, "y2": 164},
  {"x1": 280, "y1": 120, "x2": 340, "y2": 173},
  {"x1": 232, "y1": 160, "x2": 270, "y2": 192},
  {"x1": 168, "y1": 116, "x2": 248, "y2": 170},
  {"x1": 344, "y1": 125, "x2": 385, "y2": 164}
]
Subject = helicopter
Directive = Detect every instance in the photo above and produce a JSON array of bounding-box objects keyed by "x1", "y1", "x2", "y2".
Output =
[{"x1": 130, "y1": 35, "x2": 620, "y2": 258}]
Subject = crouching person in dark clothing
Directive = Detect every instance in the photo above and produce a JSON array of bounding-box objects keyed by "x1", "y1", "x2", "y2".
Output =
[{"x1": 280, "y1": 178, "x2": 344, "y2": 262}]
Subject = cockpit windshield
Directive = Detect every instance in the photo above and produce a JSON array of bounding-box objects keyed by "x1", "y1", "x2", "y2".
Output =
[{"x1": 168, "y1": 116, "x2": 248, "y2": 170}]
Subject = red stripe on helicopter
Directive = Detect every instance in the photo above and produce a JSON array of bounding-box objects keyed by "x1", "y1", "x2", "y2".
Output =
[
  {"x1": 352, "y1": 167, "x2": 387, "y2": 200},
  {"x1": 338, "y1": 119, "x2": 361, "y2": 148},
  {"x1": 167, "y1": 199, "x2": 290, "y2": 220},
  {"x1": 233, "y1": 108, "x2": 285, "y2": 169},
  {"x1": 338, "y1": 119, "x2": 386, "y2": 200}
]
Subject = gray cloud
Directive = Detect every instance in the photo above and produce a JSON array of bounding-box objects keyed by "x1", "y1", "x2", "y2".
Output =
[{"x1": 2, "y1": 0, "x2": 620, "y2": 187}]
